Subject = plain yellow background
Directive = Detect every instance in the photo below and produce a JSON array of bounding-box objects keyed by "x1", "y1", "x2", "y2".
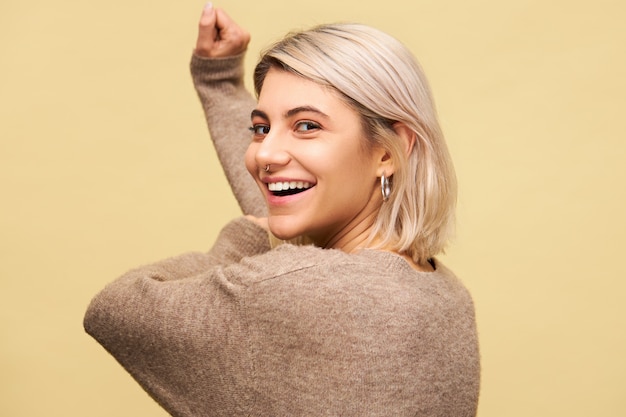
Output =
[{"x1": 1, "y1": 0, "x2": 625, "y2": 415}]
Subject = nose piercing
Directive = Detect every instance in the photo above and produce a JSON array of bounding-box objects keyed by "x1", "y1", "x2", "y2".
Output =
[{"x1": 264, "y1": 164, "x2": 270, "y2": 172}]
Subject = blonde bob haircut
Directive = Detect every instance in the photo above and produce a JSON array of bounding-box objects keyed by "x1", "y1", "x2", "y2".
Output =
[{"x1": 254, "y1": 23, "x2": 457, "y2": 264}]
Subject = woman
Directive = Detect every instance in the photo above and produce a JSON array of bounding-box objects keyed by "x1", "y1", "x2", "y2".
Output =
[{"x1": 84, "y1": 5, "x2": 480, "y2": 416}]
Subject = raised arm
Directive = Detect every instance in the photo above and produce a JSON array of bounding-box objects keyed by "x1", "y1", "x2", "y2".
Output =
[{"x1": 190, "y1": 5, "x2": 266, "y2": 217}]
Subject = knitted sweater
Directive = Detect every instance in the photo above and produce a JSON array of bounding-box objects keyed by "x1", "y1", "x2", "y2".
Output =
[{"x1": 83, "y1": 54, "x2": 480, "y2": 417}]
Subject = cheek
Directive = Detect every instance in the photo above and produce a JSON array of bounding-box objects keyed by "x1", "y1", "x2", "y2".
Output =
[
  {"x1": 326, "y1": 148, "x2": 372, "y2": 179},
  {"x1": 244, "y1": 144, "x2": 258, "y2": 176}
]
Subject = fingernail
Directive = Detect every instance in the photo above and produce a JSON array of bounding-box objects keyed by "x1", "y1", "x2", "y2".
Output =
[{"x1": 204, "y1": 2, "x2": 213, "y2": 10}]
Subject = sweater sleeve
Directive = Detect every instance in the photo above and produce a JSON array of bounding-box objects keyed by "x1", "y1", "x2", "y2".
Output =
[
  {"x1": 112, "y1": 217, "x2": 270, "y2": 284},
  {"x1": 190, "y1": 53, "x2": 267, "y2": 217},
  {"x1": 82, "y1": 217, "x2": 270, "y2": 415}
]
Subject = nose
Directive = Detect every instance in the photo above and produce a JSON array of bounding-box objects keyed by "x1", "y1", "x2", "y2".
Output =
[{"x1": 254, "y1": 128, "x2": 291, "y2": 172}]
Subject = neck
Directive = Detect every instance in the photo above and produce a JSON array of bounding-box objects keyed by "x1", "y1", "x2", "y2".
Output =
[
  {"x1": 306, "y1": 196, "x2": 435, "y2": 273},
  {"x1": 313, "y1": 199, "x2": 381, "y2": 254}
]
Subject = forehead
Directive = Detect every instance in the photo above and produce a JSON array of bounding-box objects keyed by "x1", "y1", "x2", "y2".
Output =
[{"x1": 256, "y1": 68, "x2": 352, "y2": 116}]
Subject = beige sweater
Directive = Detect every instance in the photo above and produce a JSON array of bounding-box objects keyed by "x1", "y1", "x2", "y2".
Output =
[{"x1": 83, "y1": 54, "x2": 480, "y2": 417}]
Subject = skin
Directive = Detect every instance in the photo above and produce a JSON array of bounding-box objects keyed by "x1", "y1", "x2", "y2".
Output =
[
  {"x1": 194, "y1": 4, "x2": 250, "y2": 58},
  {"x1": 194, "y1": 5, "x2": 432, "y2": 271},
  {"x1": 246, "y1": 68, "x2": 389, "y2": 252}
]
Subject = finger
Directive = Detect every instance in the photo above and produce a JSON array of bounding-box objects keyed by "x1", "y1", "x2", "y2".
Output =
[
  {"x1": 214, "y1": 8, "x2": 250, "y2": 55},
  {"x1": 214, "y1": 7, "x2": 235, "y2": 32},
  {"x1": 194, "y1": 3, "x2": 218, "y2": 56}
]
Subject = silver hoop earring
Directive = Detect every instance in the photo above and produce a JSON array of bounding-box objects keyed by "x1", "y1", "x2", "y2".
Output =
[
  {"x1": 264, "y1": 164, "x2": 270, "y2": 172},
  {"x1": 381, "y1": 173, "x2": 391, "y2": 202}
]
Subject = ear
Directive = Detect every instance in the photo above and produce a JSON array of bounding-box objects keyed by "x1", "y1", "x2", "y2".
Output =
[
  {"x1": 393, "y1": 122, "x2": 417, "y2": 156},
  {"x1": 375, "y1": 122, "x2": 417, "y2": 177}
]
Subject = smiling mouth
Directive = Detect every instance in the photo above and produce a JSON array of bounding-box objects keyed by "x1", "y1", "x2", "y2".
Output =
[{"x1": 268, "y1": 181, "x2": 314, "y2": 197}]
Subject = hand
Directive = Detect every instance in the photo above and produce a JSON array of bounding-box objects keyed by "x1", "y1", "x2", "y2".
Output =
[
  {"x1": 245, "y1": 215, "x2": 269, "y2": 231},
  {"x1": 194, "y1": 4, "x2": 251, "y2": 58}
]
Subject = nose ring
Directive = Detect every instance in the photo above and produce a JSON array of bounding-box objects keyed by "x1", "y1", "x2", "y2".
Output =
[{"x1": 264, "y1": 164, "x2": 270, "y2": 172}]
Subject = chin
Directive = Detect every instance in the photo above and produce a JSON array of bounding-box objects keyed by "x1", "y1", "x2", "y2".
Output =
[
  {"x1": 268, "y1": 217, "x2": 302, "y2": 241},
  {"x1": 268, "y1": 227, "x2": 297, "y2": 241}
]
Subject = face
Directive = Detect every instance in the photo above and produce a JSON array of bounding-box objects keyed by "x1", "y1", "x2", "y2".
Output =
[{"x1": 245, "y1": 68, "x2": 387, "y2": 248}]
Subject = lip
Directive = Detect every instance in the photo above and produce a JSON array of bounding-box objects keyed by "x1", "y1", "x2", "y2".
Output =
[
  {"x1": 265, "y1": 186, "x2": 314, "y2": 206},
  {"x1": 261, "y1": 175, "x2": 315, "y2": 184}
]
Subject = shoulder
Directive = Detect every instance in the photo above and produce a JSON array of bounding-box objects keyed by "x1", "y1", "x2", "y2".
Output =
[{"x1": 227, "y1": 245, "x2": 475, "y2": 313}]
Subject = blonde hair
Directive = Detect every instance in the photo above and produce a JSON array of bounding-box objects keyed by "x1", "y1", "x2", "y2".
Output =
[{"x1": 254, "y1": 24, "x2": 457, "y2": 263}]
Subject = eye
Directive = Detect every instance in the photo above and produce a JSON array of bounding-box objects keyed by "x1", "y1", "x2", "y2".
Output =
[
  {"x1": 295, "y1": 121, "x2": 321, "y2": 133},
  {"x1": 249, "y1": 124, "x2": 270, "y2": 137}
]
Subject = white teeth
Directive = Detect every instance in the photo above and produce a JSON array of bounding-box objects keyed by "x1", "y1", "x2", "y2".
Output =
[{"x1": 268, "y1": 181, "x2": 312, "y2": 192}]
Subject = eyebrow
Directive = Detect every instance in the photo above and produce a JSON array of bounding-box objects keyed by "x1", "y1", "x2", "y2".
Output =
[
  {"x1": 251, "y1": 106, "x2": 329, "y2": 121},
  {"x1": 251, "y1": 109, "x2": 268, "y2": 120},
  {"x1": 285, "y1": 106, "x2": 329, "y2": 119}
]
